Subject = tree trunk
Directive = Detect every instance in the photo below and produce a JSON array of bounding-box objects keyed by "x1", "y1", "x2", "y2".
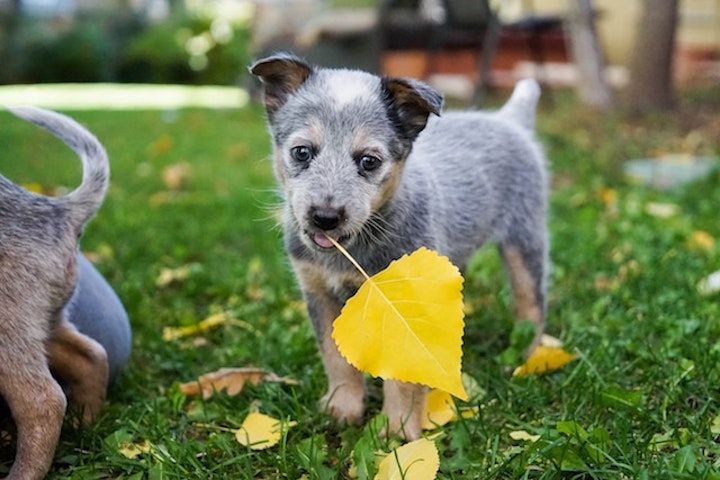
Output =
[
  {"x1": 625, "y1": 0, "x2": 679, "y2": 111},
  {"x1": 566, "y1": 0, "x2": 612, "y2": 109}
]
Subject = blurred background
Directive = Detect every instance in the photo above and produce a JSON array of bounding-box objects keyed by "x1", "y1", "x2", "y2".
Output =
[{"x1": 0, "y1": 0, "x2": 717, "y2": 109}]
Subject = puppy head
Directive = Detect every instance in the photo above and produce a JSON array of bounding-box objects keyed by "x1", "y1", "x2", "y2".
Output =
[{"x1": 251, "y1": 54, "x2": 442, "y2": 251}]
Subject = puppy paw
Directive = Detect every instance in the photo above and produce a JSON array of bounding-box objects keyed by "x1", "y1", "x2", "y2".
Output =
[
  {"x1": 381, "y1": 380, "x2": 426, "y2": 440},
  {"x1": 319, "y1": 384, "x2": 366, "y2": 424},
  {"x1": 381, "y1": 406, "x2": 423, "y2": 441}
]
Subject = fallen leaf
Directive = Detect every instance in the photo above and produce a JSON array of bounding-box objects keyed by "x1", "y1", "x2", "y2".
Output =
[
  {"x1": 540, "y1": 334, "x2": 563, "y2": 348},
  {"x1": 461, "y1": 371, "x2": 487, "y2": 401},
  {"x1": 597, "y1": 187, "x2": 617, "y2": 204},
  {"x1": 148, "y1": 134, "x2": 173, "y2": 157},
  {"x1": 163, "y1": 311, "x2": 229, "y2": 341},
  {"x1": 513, "y1": 346, "x2": 579, "y2": 376},
  {"x1": 235, "y1": 412, "x2": 297, "y2": 450},
  {"x1": 331, "y1": 245, "x2": 467, "y2": 400},
  {"x1": 711, "y1": 415, "x2": 720, "y2": 436},
  {"x1": 509, "y1": 430, "x2": 540, "y2": 442},
  {"x1": 156, "y1": 264, "x2": 193, "y2": 288},
  {"x1": 162, "y1": 161, "x2": 192, "y2": 190},
  {"x1": 374, "y1": 438, "x2": 439, "y2": 480},
  {"x1": 82, "y1": 243, "x2": 115, "y2": 264},
  {"x1": 118, "y1": 439, "x2": 152, "y2": 459},
  {"x1": 422, "y1": 390, "x2": 456, "y2": 430},
  {"x1": 687, "y1": 230, "x2": 715, "y2": 252},
  {"x1": 421, "y1": 389, "x2": 478, "y2": 431},
  {"x1": 179, "y1": 367, "x2": 298, "y2": 399}
]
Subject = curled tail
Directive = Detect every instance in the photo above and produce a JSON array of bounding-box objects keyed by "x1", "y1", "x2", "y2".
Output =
[
  {"x1": 497, "y1": 79, "x2": 541, "y2": 131},
  {"x1": 7, "y1": 106, "x2": 109, "y2": 226}
]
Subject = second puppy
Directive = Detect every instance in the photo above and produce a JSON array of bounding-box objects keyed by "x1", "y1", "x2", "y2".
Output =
[
  {"x1": 251, "y1": 54, "x2": 550, "y2": 440},
  {"x1": 1, "y1": 107, "x2": 110, "y2": 480}
]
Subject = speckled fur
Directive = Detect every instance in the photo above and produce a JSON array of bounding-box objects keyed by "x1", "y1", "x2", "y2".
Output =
[
  {"x1": 251, "y1": 54, "x2": 549, "y2": 440},
  {"x1": 0, "y1": 107, "x2": 109, "y2": 480}
]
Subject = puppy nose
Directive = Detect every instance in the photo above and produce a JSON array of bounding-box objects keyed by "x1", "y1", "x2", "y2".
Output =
[{"x1": 311, "y1": 207, "x2": 345, "y2": 231}]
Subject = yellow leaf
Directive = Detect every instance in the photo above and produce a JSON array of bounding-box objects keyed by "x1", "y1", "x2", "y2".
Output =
[
  {"x1": 687, "y1": 230, "x2": 715, "y2": 252},
  {"x1": 513, "y1": 346, "x2": 579, "y2": 376},
  {"x1": 163, "y1": 311, "x2": 229, "y2": 341},
  {"x1": 509, "y1": 430, "x2": 540, "y2": 442},
  {"x1": 178, "y1": 367, "x2": 298, "y2": 399},
  {"x1": 148, "y1": 134, "x2": 173, "y2": 156},
  {"x1": 331, "y1": 244, "x2": 467, "y2": 400},
  {"x1": 156, "y1": 264, "x2": 193, "y2": 288},
  {"x1": 422, "y1": 390, "x2": 456, "y2": 430},
  {"x1": 118, "y1": 440, "x2": 152, "y2": 459},
  {"x1": 235, "y1": 412, "x2": 296, "y2": 450},
  {"x1": 597, "y1": 187, "x2": 617, "y2": 205},
  {"x1": 422, "y1": 389, "x2": 478, "y2": 430},
  {"x1": 374, "y1": 438, "x2": 439, "y2": 480}
]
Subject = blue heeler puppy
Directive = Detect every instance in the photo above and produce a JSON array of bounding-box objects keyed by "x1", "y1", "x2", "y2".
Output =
[
  {"x1": 251, "y1": 54, "x2": 549, "y2": 440},
  {"x1": 1, "y1": 107, "x2": 111, "y2": 480}
]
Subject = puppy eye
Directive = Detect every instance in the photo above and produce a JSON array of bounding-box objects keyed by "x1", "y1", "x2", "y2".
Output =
[
  {"x1": 291, "y1": 146, "x2": 314, "y2": 163},
  {"x1": 359, "y1": 155, "x2": 381, "y2": 172}
]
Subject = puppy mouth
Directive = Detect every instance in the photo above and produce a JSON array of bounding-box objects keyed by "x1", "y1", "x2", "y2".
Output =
[{"x1": 307, "y1": 231, "x2": 351, "y2": 250}]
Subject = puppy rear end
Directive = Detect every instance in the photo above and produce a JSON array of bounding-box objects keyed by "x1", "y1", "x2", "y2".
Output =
[{"x1": 1, "y1": 107, "x2": 110, "y2": 480}]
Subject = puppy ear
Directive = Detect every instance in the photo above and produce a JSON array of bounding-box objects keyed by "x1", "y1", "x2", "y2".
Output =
[
  {"x1": 382, "y1": 77, "x2": 443, "y2": 140},
  {"x1": 250, "y1": 53, "x2": 313, "y2": 117}
]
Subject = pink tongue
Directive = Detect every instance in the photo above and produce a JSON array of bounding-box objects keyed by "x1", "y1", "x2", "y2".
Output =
[{"x1": 313, "y1": 233, "x2": 334, "y2": 248}]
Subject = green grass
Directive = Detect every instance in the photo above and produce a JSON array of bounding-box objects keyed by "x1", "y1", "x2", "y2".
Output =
[{"x1": 1, "y1": 88, "x2": 719, "y2": 479}]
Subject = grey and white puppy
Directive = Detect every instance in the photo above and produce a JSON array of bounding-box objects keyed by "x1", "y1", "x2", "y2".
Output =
[
  {"x1": 1, "y1": 107, "x2": 109, "y2": 480},
  {"x1": 251, "y1": 54, "x2": 549, "y2": 440}
]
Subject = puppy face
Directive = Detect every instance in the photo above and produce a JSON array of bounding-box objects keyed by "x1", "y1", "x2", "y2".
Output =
[{"x1": 251, "y1": 55, "x2": 442, "y2": 251}]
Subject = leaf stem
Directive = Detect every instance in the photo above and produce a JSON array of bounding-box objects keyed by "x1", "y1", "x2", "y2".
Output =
[{"x1": 325, "y1": 235, "x2": 372, "y2": 282}]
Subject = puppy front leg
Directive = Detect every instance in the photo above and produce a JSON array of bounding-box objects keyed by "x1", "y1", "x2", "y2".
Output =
[
  {"x1": 47, "y1": 319, "x2": 108, "y2": 425},
  {"x1": 306, "y1": 292, "x2": 366, "y2": 425},
  {"x1": 382, "y1": 380, "x2": 426, "y2": 440},
  {"x1": 0, "y1": 348, "x2": 66, "y2": 480}
]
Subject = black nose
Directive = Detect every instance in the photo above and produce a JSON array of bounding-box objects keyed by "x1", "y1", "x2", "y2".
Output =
[{"x1": 311, "y1": 207, "x2": 345, "y2": 231}]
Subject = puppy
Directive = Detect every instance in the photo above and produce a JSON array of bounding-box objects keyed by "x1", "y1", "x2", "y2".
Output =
[
  {"x1": 251, "y1": 54, "x2": 549, "y2": 440},
  {"x1": 1, "y1": 107, "x2": 110, "y2": 480}
]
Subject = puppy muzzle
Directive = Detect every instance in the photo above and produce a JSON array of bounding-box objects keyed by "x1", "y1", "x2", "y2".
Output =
[{"x1": 306, "y1": 206, "x2": 350, "y2": 249}]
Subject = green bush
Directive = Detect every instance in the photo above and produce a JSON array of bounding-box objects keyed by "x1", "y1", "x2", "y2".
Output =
[
  {"x1": 117, "y1": 15, "x2": 250, "y2": 85},
  {"x1": 14, "y1": 21, "x2": 112, "y2": 83},
  {"x1": 1, "y1": 12, "x2": 250, "y2": 85}
]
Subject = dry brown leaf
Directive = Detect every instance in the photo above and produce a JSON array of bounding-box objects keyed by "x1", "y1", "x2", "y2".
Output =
[{"x1": 179, "y1": 367, "x2": 298, "y2": 399}]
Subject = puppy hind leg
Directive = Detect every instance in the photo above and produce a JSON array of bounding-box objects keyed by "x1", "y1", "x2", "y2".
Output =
[
  {"x1": 499, "y1": 242, "x2": 547, "y2": 354},
  {"x1": 0, "y1": 354, "x2": 66, "y2": 480},
  {"x1": 47, "y1": 319, "x2": 108, "y2": 426}
]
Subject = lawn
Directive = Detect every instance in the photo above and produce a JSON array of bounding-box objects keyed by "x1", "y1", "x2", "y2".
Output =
[{"x1": 1, "y1": 85, "x2": 719, "y2": 479}]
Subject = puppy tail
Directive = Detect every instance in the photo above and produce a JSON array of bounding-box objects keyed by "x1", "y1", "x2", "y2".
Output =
[
  {"x1": 8, "y1": 106, "x2": 109, "y2": 225},
  {"x1": 498, "y1": 79, "x2": 541, "y2": 131}
]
